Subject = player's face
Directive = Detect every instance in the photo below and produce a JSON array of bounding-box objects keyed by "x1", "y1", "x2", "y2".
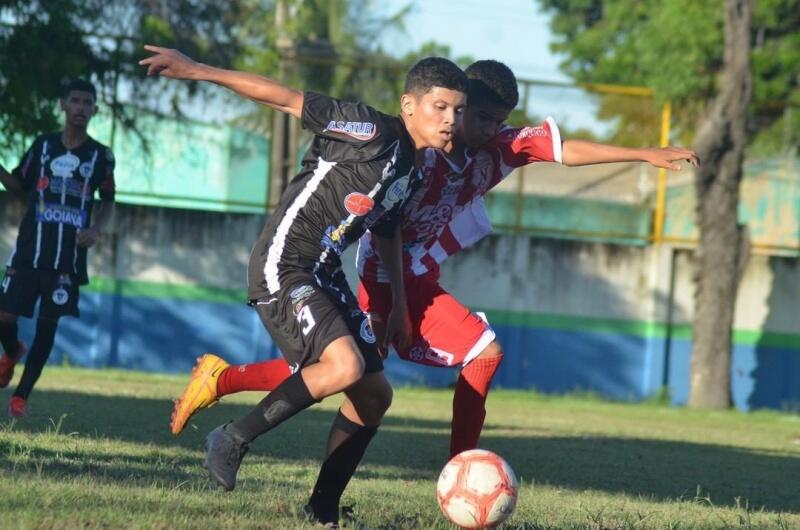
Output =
[
  {"x1": 459, "y1": 103, "x2": 512, "y2": 148},
  {"x1": 401, "y1": 87, "x2": 466, "y2": 149},
  {"x1": 61, "y1": 90, "x2": 97, "y2": 130}
]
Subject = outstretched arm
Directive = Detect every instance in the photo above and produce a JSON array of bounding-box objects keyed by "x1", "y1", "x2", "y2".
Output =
[
  {"x1": 562, "y1": 140, "x2": 699, "y2": 170},
  {"x1": 0, "y1": 164, "x2": 21, "y2": 193},
  {"x1": 139, "y1": 45, "x2": 304, "y2": 118}
]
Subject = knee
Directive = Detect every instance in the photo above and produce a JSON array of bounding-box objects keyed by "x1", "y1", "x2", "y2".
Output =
[
  {"x1": 0, "y1": 312, "x2": 18, "y2": 323},
  {"x1": 478, "y1": 340, "x2": 504, "y2": 359},
  {"x1": 372, "y1": 381, "x2": 393, "y2": 415},
  {"x1": 361, "y1": 381, "x2": 392, "y2": 424},
  {"x1": 334, "y1": 352, "x2": 366, "y2": 388}
]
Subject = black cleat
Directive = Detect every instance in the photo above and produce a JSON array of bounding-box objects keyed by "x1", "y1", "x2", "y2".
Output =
[
  {"x1": 205, "y1": 422, "x2": 249, "y2": 491},
  {"x1": 302, "y1": 503, "x2": 340, "y2": 529}
]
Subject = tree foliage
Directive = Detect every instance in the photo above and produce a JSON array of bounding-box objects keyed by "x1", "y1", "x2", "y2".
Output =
[
  {"x1": 538, "y1": 0, "x2": 800, "y2": 151},
  {"x1": 0, "y1": 0, "x2": 245, "y2": 153}
]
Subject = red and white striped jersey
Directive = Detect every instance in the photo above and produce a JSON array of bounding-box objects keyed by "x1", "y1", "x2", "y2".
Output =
[{"x1": 357, "y1": 118, "x2": 561, "y2": 282}]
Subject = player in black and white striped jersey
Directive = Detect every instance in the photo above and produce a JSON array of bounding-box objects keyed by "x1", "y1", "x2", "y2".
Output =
[
  {"x1": 141, "y1": 46, "x2": 466, "y2": 527},
  {"x1": 0, "y1": 78, "x2": 115, "y2": 418}
]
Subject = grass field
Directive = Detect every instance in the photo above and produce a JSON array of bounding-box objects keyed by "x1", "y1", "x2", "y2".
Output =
[{"x1": 1, "y1": 366, "x2": 799, "y2": 529}]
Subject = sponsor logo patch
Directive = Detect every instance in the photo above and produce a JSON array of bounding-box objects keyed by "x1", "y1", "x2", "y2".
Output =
[
  {"x1": 50, "y1": 153, "x2": 80, "y2": 178},
  {"x1": 289, "y1": 284, "x2": 315, "y2": 316},
  {"x1": 35, "y1": 203, "x2": 87, "y2": 228},
  {"x1": 36, "y1": 176, "x2": 50, "y2": 191},
  {"x1": 323, "y1": 120, "x2": 377, "y2": 141},
  {"x1": 425, "y1": 348, "x2": 455, "y2": 366},
  {"x1": 322, "y1": 223, "x2": 351, "y2": 254},
  {"x1": 344, "y1": 193, "x2": 374, "y2": 216},
  {"x1": 49, "y1": 177, "x2": 88, "y2": 197},
  {"x1": 381, "y1": 172, "x2": 411, "y2": 209}
]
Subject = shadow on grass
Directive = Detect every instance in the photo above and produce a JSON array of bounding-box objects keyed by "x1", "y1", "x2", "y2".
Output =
[{"x1": 2, "y1": 388, "x2": 799, "y2": 513}]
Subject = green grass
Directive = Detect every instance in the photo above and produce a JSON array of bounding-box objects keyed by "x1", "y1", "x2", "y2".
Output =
[{"x1": 1, "y1": 367, "x2": 800, "y2": 529}]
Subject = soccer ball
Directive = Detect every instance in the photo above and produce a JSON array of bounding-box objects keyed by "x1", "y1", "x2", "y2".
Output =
[{"x1": 436, "y1": 449, "x2": 519, "y2": 529}]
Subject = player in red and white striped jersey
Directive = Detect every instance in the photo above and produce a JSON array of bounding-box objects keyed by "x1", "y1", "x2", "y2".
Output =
[{"x1": 356, "y1": 60, "x2": 697, "y2": 458}]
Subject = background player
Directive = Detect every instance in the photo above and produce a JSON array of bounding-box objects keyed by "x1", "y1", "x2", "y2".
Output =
[
  {"x1": 141, "y1": 45, "x2": 467, "y2": 527},
  {"x1": 0, "y1": 79, "x2": 115, "y2": 418}
]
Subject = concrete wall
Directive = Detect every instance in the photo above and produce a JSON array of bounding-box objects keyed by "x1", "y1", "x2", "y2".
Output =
[{"x1": 2, "y1": 194, "x2": 799, "y2": 410}]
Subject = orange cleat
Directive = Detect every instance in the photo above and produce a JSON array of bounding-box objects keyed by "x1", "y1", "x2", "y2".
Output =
[
  {"x1": 170, "y1": 353, "x2": 230, "y2": 436},
  {"x1": 8, "y1": 396, "x2": 27, "y2": 418},
  {"x1": 0, "y1": 341, "x2": 26, "y2": 389}
]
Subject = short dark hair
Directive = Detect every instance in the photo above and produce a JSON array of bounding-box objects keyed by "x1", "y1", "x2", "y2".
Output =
[
  {"x1": 404, "y1": 57, "x2": 468, "y2": 96},
  {"x1": 465, "y1": 60, "x2": 518, "y2": 109},
  {"x1": 62, "y1": 78, "x2": 97, "y2": 100}
]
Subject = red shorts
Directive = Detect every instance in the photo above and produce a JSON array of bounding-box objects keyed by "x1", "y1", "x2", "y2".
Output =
[{"x1": 357, "y1": 272, "x2": 495, "y2": 367}]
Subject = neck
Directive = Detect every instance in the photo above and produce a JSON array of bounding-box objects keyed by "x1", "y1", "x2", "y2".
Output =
[
  {"x1": 61, "y1": 124, "x2": 88, "y2": 150},
  {"x1": 400, "y1": 114, "x2": 426, "y2": 160},
  {"x1": 445, "y1": 137, "x2": 467, "y2": 167}
]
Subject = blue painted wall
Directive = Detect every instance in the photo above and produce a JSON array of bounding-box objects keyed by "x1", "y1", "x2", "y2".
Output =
[{"x1": 16, "y1": 290, "x2": 800, "y2": 412}]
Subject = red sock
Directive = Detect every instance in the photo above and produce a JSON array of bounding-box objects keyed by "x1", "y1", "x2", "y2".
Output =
[
  {"x1": 216, "y1": 358, "x2": 292, "y2": 397},
  {"x1": 450, "y1": 354, "x2": 504, "y2": 458}
]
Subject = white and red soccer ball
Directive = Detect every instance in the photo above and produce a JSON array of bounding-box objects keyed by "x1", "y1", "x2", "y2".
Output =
[{"x1": 436, "y1": 449, "x2": 519, "y2": 529}]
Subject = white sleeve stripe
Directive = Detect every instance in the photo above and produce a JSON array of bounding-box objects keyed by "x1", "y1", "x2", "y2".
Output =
[{"x1": 546, "y1": 116, "x2": 563, "y2": 164}]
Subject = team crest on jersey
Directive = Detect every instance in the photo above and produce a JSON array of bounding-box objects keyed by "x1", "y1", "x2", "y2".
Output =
[
  {"x1": 50, "y1": 153, "x2": 80, "y2": 178},
  {"x1": 36, "y1": 176, "x2": 50, "y2": 191},
  {"x1": 408, "y1": 346, "x2": 425, "y2": 361},
  {"x1": 344, "y1": 193, "x2": 374, "y2": 216},
  {"x1": 79, "y1": 161, "x2": 94, "y2": 179},
  {"x1": 52, "y1": 287, "x2": 69, "y2": 306},
  {"x1": 359, "y1": 318, "x2": 376, "y2": 344},
  {"x1": 323, "y1": 120, "x2": 377, "y2": 141}
]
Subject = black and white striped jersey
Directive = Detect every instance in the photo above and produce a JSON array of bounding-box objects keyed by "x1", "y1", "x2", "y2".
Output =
[
  {"x1": 247, "y1": 91, "x2": 420, "y2": 299},
  {"x1": 6, "y1": 133, "x2": 116, "y2": 284}
]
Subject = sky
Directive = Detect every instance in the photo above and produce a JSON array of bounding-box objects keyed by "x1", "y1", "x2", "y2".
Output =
[
  {"x1": 380, "y1": 0, "x2": 609, "y2": 134},
  {"x1": 381, "y1": 0, "x2": 568, "y2": 82}
]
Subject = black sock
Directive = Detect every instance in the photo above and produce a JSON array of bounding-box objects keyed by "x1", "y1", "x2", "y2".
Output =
[
  {"x1": 13, "y1": 318, "x2": 57, "y2": 399},
  {"x1": 229, "y1": 371, "x2": 316, "y2": 442},
  {"x1": 0, "y1": 320, "x2": 19, "y2": 357},
  {"x1": 308, "y1": 410, "x2": 378, "y2": 519}
]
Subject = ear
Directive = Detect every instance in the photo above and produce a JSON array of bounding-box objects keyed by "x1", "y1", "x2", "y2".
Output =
[
  {"x1": 400, "y1": 93, "x2": 416, "y2": 116},
  {"x1": 59, "y1": 98, "x2": 67, "y2": 112}
]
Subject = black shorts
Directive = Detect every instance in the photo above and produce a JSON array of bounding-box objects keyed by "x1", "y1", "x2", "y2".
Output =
[
  {"x1": 0, "y1": 267, "x2": 80, "y2": 320},
  {"x1": 253, "y1": 269, "x2": 383, "y2": 374}
]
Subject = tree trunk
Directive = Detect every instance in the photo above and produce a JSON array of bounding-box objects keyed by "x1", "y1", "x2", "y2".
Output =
[{"x1": 689, "y1": 0, "x2": 752, "y2": 409}]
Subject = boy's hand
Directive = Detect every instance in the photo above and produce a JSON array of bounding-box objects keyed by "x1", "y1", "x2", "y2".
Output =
[
  {"x1": 383, "y1": 303, "x2": 412, "y2": 355},
  {"x1": 139, "y1": 46, "x2": 200, "y2": 79},
  {"x1": 643, "y1": 146, "x2": 700, "y2": 170},
  {"x1": 77, "y1": 227, "x2": 101, "y2": 248}
]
